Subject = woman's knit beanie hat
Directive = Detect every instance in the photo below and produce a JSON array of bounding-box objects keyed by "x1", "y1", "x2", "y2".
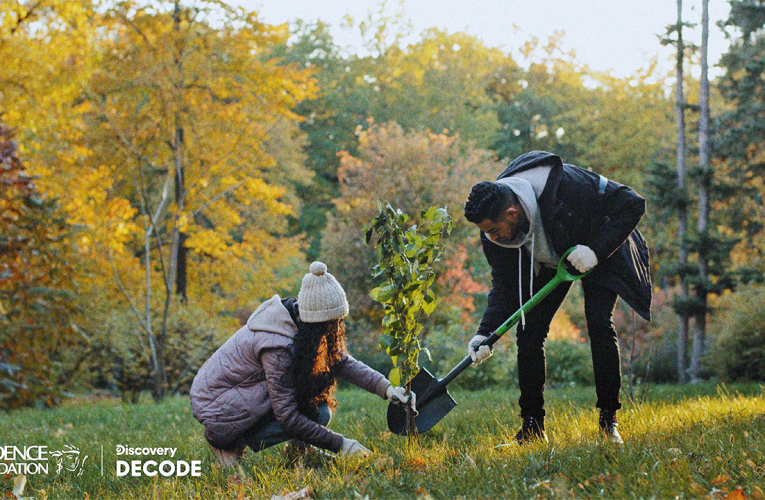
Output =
[{"x1": 297, "y1": 261, "x2": 349, "y2": 323}]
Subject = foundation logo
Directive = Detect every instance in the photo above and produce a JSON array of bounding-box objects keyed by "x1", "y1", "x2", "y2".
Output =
[
  {"x1": 50, "y1": 445, "x2": 88, "y2": 476},
  {"x1": 0, "y1": 445, "x2": 87, "y2": 475}
]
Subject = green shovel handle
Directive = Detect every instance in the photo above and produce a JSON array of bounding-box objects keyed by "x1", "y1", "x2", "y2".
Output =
[
  {"x1": 480, "y1": 246, "x2": 592, "y2": 348},
  {"x1": 424, "y1": 248, "x2": 594, "y2": 399}
]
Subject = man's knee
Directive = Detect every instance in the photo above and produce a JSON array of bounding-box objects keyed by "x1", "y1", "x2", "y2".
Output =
[
  {"x1": 516, "y1": 326, "x2": 549, "y2": 349},
  {"x1": 586, "y1": 315, "x2": 618, "y2": 343}
]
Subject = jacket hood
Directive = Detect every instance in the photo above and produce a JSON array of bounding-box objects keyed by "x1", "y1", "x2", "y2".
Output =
[
  {"x1": 246, "y1": 294, "x2": 297, "y2": 341},
  {"x1": 487, "y1": 177, "x2": 538, "y2": 249},
  {"x1": 498, "y1": 150, "x2": 562, "y2": 179}
]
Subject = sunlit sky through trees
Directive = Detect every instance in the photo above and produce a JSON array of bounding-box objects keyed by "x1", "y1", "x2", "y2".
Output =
[{"x1": 244, "y1": 0, "x2": 731, "y2": 79}]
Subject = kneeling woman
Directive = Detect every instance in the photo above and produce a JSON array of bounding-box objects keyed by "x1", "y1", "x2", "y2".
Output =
[{"x1": 190, "y1": 262, "x2": 411, "y2": 466}]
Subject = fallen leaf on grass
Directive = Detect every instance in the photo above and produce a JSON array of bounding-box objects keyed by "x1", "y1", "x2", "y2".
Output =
[
  {"x1": 713, "y1": 475, "x2": 730, "y2": 487},
  {"x1": 724, "y1": 488, "x2": 750, "y2": 500},
  {"x1": 690, "y1": 482, "x2": 706, "y2": 496},
  {"x1": 711, "y1": 488, "x2": 730, "y2": 500},
  {"x1": 271, "y1": 486, "x2": 312, "y2": 500},
  {"x1": 12, "y1": 475, "x2": 26, "y2": 499},
  {"x1": 373, "y1": 454, "x2": 393, "y2": 470},
  {"x1": 416, "y1": 486, "x2": 434, "y2": 500},
  {"x1": 403, "y1": 456, "x2": 428, "y2": 472},
  {"x1": 227, "y1": 474, "x2": 254, "y2": 487},
  {"x1": 746, "y1": 459, "x2": 757, "y2": 469},
  {"x1": 531, "y1": 480, "x2": 551, "y2": 491}
]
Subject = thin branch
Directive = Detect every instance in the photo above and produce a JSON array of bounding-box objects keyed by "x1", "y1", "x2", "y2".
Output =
[
  {"x1": 169, "y1": 332, "x2": 214, "y2": 396},
  {"x1": 186, "y1": 118, "x2": 254, "y2": 194},
  {"x1": 190, "y1": 177, "x2": 250, "y2": 218},
  {"x1": 2, "y1": 0, "x2": 43, "y2": 42},
  {"x1": 106, "y1": 249, "x2": 151, "y2": 337}
]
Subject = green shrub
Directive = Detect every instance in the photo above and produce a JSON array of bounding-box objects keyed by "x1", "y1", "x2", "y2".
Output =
[
  {"x1": 423, "y1": 323, "x2": 516, "y2": 390},
  {"x1": 707, "y1": 284, "x2": 765, "y2": 382},
  {"x1": 74, "y1": 302, "x2": 230, "y2": 401},
  {"x1": 421, "y1": 325, "x2": 596, "y2": 389},
  {"x1": 545, "y1": 339, "x2": 594, "y2": 386}
]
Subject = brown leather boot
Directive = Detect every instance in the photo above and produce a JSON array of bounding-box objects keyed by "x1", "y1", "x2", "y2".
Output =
[{"x1": 208, "y1": 442, "x2": 245, "y2": 468}]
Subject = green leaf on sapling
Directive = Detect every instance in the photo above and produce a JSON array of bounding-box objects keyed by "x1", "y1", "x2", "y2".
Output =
[
  {"x1": 389, "y1": 367, "x2": 402, "y2": 387},
  {"x1": 370, "y1": 284, "x2": 395, "y2": 303},
  {"x1": 422, "y1": 290, "x2": 437, "y2": 315}
]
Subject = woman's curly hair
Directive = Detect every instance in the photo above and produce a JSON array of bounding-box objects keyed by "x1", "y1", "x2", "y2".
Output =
[{"x1": 292, "y1": 316, "x2": 347, "y2": 419}]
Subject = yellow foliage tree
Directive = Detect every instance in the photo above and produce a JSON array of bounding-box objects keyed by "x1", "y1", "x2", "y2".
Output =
[{"x1": 1, "y1": 1, "x2": 316, "y2": 401}]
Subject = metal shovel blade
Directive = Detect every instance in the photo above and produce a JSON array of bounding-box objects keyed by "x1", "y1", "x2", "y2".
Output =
[{"x1": 387, "y1": 367, "x2": 457, "y2": 436}]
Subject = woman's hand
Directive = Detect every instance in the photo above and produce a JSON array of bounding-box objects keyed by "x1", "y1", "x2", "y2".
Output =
[
  {"x1": 340, "y1": 437, "x2": 370, "y2": 457},
  {"x1": 386, "y1": 385, "x2": 418, "y2": 415}
]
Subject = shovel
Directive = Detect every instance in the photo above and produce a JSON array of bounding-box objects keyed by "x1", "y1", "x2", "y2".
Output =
[{"x1": 387, "y1": 246, "x2": 592, "y2": 436}]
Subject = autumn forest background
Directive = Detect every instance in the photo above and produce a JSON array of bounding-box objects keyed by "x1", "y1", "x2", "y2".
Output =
[{"x1": 2, "y1": 0, "x2": 765, "y2": 412}]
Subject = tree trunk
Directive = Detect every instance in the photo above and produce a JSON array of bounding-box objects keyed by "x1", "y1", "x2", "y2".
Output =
[
  {"x1": 173, "y1": 0, "x2": 187, "y2": 304},
  {"x1": 174, "y1": 128, "x2": 187, "y2": 303},
  {"x1": 675, "y1": 0, "x2": 689, "y2": 384},
  {"x1": 691, "y1": 0, "x2": 710, "y2": 381}
]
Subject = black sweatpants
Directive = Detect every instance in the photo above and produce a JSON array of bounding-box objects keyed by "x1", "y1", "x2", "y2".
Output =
[{"x1": 515, "y1": 266, "x2": 622, "y2": 418}]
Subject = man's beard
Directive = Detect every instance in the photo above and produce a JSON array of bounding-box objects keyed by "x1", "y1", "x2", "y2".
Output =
[{"x1": 507, "y1": 221, "x2": 530, "y2": 242}]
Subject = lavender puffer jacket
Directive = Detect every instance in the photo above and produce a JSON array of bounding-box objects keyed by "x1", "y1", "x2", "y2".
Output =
[{"x1": 189, "y1": 295, "x2": 391, "y2": 452}]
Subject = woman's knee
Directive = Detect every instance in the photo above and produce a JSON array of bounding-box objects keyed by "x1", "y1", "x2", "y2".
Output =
[
  {"x1": 315, "y1": 404, "x2": 332, "y2": 427},
  {"x1": 204, "y1": 426, "x2": 240, "y2": 451}
]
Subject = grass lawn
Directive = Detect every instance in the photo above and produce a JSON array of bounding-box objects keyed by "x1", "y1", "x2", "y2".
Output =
[{"x1": 1, "y1": 382, "x2": 764, "y2": 499}]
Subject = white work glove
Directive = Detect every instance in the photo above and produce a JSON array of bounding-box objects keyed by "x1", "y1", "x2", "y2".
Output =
[
  {"x1": 340, "y1": 438, "x2": 370, "y2": 457},
  {"x1": 468, "y1": 334, "x2": 492, "y2": 366},
  {"x1": 567, "y1": 245, "x2": 598, "y2": 273},
  {"x1": 386, "y1": 385, "x2": 418, "y2": 416}
]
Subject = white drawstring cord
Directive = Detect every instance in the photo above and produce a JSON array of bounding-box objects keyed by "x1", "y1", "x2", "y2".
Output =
[
  {"x1": 518, "y1": 248, "x2": 525, "y2": 330},
  {"x1": 530, "y1": 231, "x2": 535, "y2": 311}
]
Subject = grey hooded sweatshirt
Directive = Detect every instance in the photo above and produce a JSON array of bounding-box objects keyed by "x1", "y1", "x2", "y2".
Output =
[
  {"x1": 190, "y1": 294, "x2": 391, "y2": 452},
  {"x1": 482, "y1": 166, "x2": 559, "y2": 328}
]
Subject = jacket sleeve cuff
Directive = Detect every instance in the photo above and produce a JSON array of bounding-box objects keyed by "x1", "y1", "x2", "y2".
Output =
[
  {"x1": 376, "y1": 378, "x2": 392, "y2": 399},
  {"x1": 329, "y1": 432, "x2": 344, "y2": 453}
]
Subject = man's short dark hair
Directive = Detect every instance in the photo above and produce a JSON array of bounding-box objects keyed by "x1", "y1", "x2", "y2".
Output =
[{"x1": 464, "y1": 181, "x2": 519, "y2": 223}]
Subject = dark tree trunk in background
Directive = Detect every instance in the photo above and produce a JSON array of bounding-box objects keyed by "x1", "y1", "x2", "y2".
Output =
[
  {"x1": 174, "y1": 123, "x2": 187, "y2": 303},
  {"x1": 691, "y1": 0, "x2": 710, "y2": 381},
  {"x1": 172, "y1": 0, "x2": 187, "y2": 304},
  {"x1": 675, "y1": 0, "x2": 690, "y2": 384}
]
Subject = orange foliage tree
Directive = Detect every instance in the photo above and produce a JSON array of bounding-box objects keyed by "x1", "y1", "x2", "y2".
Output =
[{"x1": 322, "y1": 122, "x2": 497, "y2": 361}]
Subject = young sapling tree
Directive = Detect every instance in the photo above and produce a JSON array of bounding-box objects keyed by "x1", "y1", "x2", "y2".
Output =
[{"x1": 365, "y1": 202, "x2": 452, "y2": 436}]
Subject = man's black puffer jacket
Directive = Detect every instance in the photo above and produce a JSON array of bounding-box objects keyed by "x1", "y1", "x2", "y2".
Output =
[{"x1": 477, "y1": 151, "x2": 652, "y2": 337}]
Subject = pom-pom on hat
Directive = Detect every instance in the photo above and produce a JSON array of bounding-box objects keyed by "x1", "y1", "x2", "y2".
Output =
[{"x1": 297, "y1": 261, "x2": 349, "y2": 323}]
